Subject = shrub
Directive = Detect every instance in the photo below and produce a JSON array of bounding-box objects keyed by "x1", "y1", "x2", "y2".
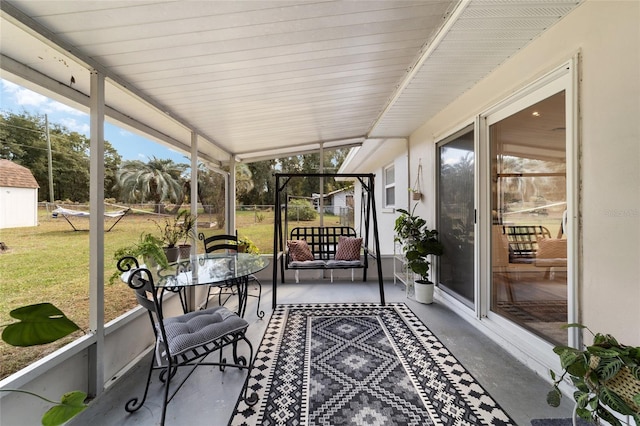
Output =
[{"x1": 287, "y1": 199, "x2": 317, "y2": 221}]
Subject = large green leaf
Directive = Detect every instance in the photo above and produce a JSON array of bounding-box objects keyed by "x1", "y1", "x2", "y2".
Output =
[
  {"x1": 596, "y1": 358, "x2": 623, "y2": 381},
  {"x1": 1, "y1": 303, "x2": 80, "y2": 346},
  {"x1": 589, "y1": 346, "x2": 623, "y2": 358},
  {"x1": 596, "y1": 405, "x2": 623, "y2": 426},
  {"x1": 41, "y1": 391, "x2": 87, "y2": 426},
  {"x1": 599, "y1": 388, "x2": 636, "y2": 416},
  {"x1": 630, "y1": 365, "x2": 640, "y2": 380},
  {"x1": 574, "y1": 390, "x2": 590, "y2": 409},
  {"x1": 559, "y1": 350, "x2": 581, "y2": 369},
  {"x1": 575, "y1": 407, "x2": 593, "y2": 423},
  {"x1": 546, "y1": 388, "x2": 561, "y2": 407}
]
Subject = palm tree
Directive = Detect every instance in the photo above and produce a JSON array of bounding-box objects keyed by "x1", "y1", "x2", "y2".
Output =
[{"x1": 115, "y1": 157, "x2": 187, "y2": 213}]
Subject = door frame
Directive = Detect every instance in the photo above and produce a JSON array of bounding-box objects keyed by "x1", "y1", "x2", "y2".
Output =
[{"x1": 479, "y1": 58, "x2": 580, "y2": 350}]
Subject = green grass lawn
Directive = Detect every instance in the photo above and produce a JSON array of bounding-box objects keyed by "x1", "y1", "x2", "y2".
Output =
[{"x1": 0, "y1": 206, "x2": 342, "y2": 379}]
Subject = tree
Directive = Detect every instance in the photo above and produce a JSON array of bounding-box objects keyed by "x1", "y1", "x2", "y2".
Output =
[
  {"x1": 0, "y1": 111, "x2": 122, "y2": 202},
  {"x1": 115, "y1": 157, "x2": 187, "y2": 213},
  {"x1": 241, "y1": 159, "x2": 276, "y2": 206},
  {"x1": 235, "y1": 163, "x2": 254, "y2": 197},
  {"x1": 193, "y1": 163, "x2": 226, "y2": 227}
]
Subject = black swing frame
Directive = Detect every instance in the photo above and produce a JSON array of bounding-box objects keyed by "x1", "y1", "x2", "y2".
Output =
[{"x1": 271, "y1": 173, "x2": 385, "y2": 308}]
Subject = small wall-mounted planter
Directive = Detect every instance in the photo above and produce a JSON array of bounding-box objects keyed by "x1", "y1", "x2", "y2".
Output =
[{"x1": 412, "y1": 191, "x2": 422, "y2": 201}]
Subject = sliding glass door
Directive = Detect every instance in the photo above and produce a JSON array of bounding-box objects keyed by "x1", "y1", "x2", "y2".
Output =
[
  {"x1": 488, "y1": 90, "x2": 568, "y2": 346},
  {"x1": 437, "y1": 127, "x2": 475, "y2": 307}
]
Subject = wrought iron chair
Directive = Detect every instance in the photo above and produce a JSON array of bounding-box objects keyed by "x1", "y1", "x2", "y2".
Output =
[
  {"x1": 198, "y1": 232, "x2": 264, "y2": 318},
  {"x1": 117, "y1": 256, "x2": 258, "y2": 426}
]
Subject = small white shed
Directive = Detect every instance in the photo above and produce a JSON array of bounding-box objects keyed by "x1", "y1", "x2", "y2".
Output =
[
  {"x1": 0, "y1": 159, "x2": 40, "y2": 229},
  {"x1": 313, "y1": 187, "x2": 354, "y2": 215}
]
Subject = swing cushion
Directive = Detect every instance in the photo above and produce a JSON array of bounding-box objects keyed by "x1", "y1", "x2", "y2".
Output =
[
  {"x1": 335, "y1": 236, "x2": 363, "y2": 261},
  {"x1": 287, "y1": 239, "x2": 315, "y2": 261}
]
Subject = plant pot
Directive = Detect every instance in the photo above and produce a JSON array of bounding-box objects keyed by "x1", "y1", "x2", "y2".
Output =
[
  {"x1": 163, "y1": 246, "x2": 179, "y2": 263},
  {"x1": 143, "y1": 255, "x2": 158, "y2": 269},
  {"x1": 414, "y1": 280, "x2": 434, "y2": 304},
  {"x1": 178, "y1": 244, "x2": 191, "y2": 260},
  {"x1": 412, "y1": 191, "x2": 422, "y2": 201}
]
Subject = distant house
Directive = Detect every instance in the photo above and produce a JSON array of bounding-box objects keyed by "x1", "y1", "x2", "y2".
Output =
[
  {"x1": 312, "y1": 187, "x2": 353, "y2": 215},
  {"x1": 0, "y1": 160, "x2": 40, "y2": 229}
]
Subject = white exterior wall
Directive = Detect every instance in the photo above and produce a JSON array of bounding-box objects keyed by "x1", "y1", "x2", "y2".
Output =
[
  {"x1": 330, "y1": 191, "x2": 347, "y2": 215},
  {"x1": 379, "y1": 155, "x2": 406, "y2": 255},
  {"x1": 0, "y1": 186, "x2": 38, "y2": 229},
  {"x1": 410, "y1": 1, "x2": 639, "y2": 345}
]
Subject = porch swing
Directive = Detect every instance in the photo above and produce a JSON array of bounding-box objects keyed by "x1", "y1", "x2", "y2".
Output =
[{"x1": 271, "y1": 173, "x2": 385, "y2": 308}]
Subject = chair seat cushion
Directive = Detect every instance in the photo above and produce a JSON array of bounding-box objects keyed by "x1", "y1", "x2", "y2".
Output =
[
  {"x1": 161, "y1": 306, "x2": 248, "y2": 356},
  {"x1": 289, "y1": 259, "x2": 327, "y2": 268},
  {"x1": 326, "y1": 259, "x2": 362, "y2": 268}
]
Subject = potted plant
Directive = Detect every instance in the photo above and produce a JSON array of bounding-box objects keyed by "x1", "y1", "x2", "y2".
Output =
[
  {"x1": 154, "y1": 215, "x2": 184, "y2": 262},
  {"x1": 176, "y1": 211, "x2": 197, "y2": 260},
  {"x1": 238, "y1": 235, "x2": 259, "y2": 254},
  {"x1": 547, "y1": 324, "x2": 640, "y2": 426},
  {"x1": 110, "y1": 232, "x2": 168, "y2": 284},
  {"x1": 394, "y1": 206, "x2": 444, "y2": 304}
]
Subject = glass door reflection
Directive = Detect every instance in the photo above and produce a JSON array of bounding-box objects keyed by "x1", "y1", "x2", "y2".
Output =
[{"x1": 490, "y1": 91, "x2": 568, "y2": 346}]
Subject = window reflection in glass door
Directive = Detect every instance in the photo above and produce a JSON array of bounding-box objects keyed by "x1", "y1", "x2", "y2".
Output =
[
  {"x1": 438, "y1": 128, "x2": 475, "y2": 306},
  {"x1": 490, "y1": 91, "x2": 568, "y2": 346}
]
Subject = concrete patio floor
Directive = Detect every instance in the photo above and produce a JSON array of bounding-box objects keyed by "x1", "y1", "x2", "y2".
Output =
[{"x1": 69, "y1": 279, "x2": 574, "y2": 426}]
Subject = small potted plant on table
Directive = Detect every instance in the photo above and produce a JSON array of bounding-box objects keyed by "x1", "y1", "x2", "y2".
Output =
[
  {"x1": 110, "y1": 232, "x2": 168, "y2": 284},
  {"x1": 394, "y1": 206, "x2": 444, "y2": 304},
  {"x1": 154, "y1": 213, "x2": 188, "y2": 263},
  {"x1": 176, "y1": 211, "x2": 197, "y2": 260}
]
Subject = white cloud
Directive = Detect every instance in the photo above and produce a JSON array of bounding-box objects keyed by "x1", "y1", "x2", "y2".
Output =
[
  {"x1": 1, "y1": 78, "x2": 85, "y2": 116},
  {"x1": 14, "y1": 87, "x2": 49, "y2": 108},
  {"x1": 1, "y1": 80, "x2": 20, "y2": 93},
  {"x1": 49, "y1": 100, "x2": 85, "y2": 116},
  {"x1": 59, "y1": 118, "x2": 90, "y2": 135}
]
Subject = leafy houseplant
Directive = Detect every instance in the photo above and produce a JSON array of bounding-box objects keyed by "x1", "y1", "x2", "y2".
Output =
[
  {"x1": 394, "y1": 206, "x2": 444, "y2": 303},
  {"x1": 547, "y1": 324, "x2": 640, "y2": 425},
  {"x1": 238, "y1": 235, "x2": 259, "y2": 254},
  {"x1": 110, "y1": 232, "x2": 168, "y2": 284},
  {"x1": 176, "y1": 211, "x2": 197, "y2": 259},
  {"x1": 154, "y1": 211, "x2": 196, "y2": 262},
  {"x1": 177, "y1": 211, "x2": 197, "y2": 245}
]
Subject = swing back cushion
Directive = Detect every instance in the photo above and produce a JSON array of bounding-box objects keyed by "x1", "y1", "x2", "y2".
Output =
[
  {"x1": 285, "y1": 226, "x2": 365, "y2": 268},
  {"x1": 287, "y1": 239, "x2": 315, "y2": 261},
  {"x1": 335, "y1": 236, "x2": 363, "y2": 261}
]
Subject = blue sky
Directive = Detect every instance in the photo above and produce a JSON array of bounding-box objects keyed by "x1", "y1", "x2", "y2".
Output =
[{"x1": 0, "y1": 78, "x2": 187, "y2": 164}]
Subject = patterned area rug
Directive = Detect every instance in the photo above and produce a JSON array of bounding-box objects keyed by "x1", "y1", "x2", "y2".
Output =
[{"x1": 230, "y1": 303, "x2": 515, "y2": 425}]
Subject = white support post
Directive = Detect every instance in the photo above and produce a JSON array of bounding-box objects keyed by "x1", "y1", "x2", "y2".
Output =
[
  {"x1": 228, "y1": 156, "x2": 236, "y2": 233},
  {"x1": 88, "y1": 69, "x2": 105, "y2": 397},
  {"x1": 190, "y1": 132, "x2": 198, "y2": 244},
  {"x1": 189, "y1": 132, "x2": 198, "y2": 311}
]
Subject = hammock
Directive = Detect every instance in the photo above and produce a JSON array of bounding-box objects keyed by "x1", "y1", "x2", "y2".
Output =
[{"x1": 53, "y1": 205, "x2": 130, "y2": 232}]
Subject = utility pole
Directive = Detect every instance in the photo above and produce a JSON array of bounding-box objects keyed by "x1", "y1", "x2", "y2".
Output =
[{"x1": 45, "y1": 114, "x2": 54, "y2": 203}]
